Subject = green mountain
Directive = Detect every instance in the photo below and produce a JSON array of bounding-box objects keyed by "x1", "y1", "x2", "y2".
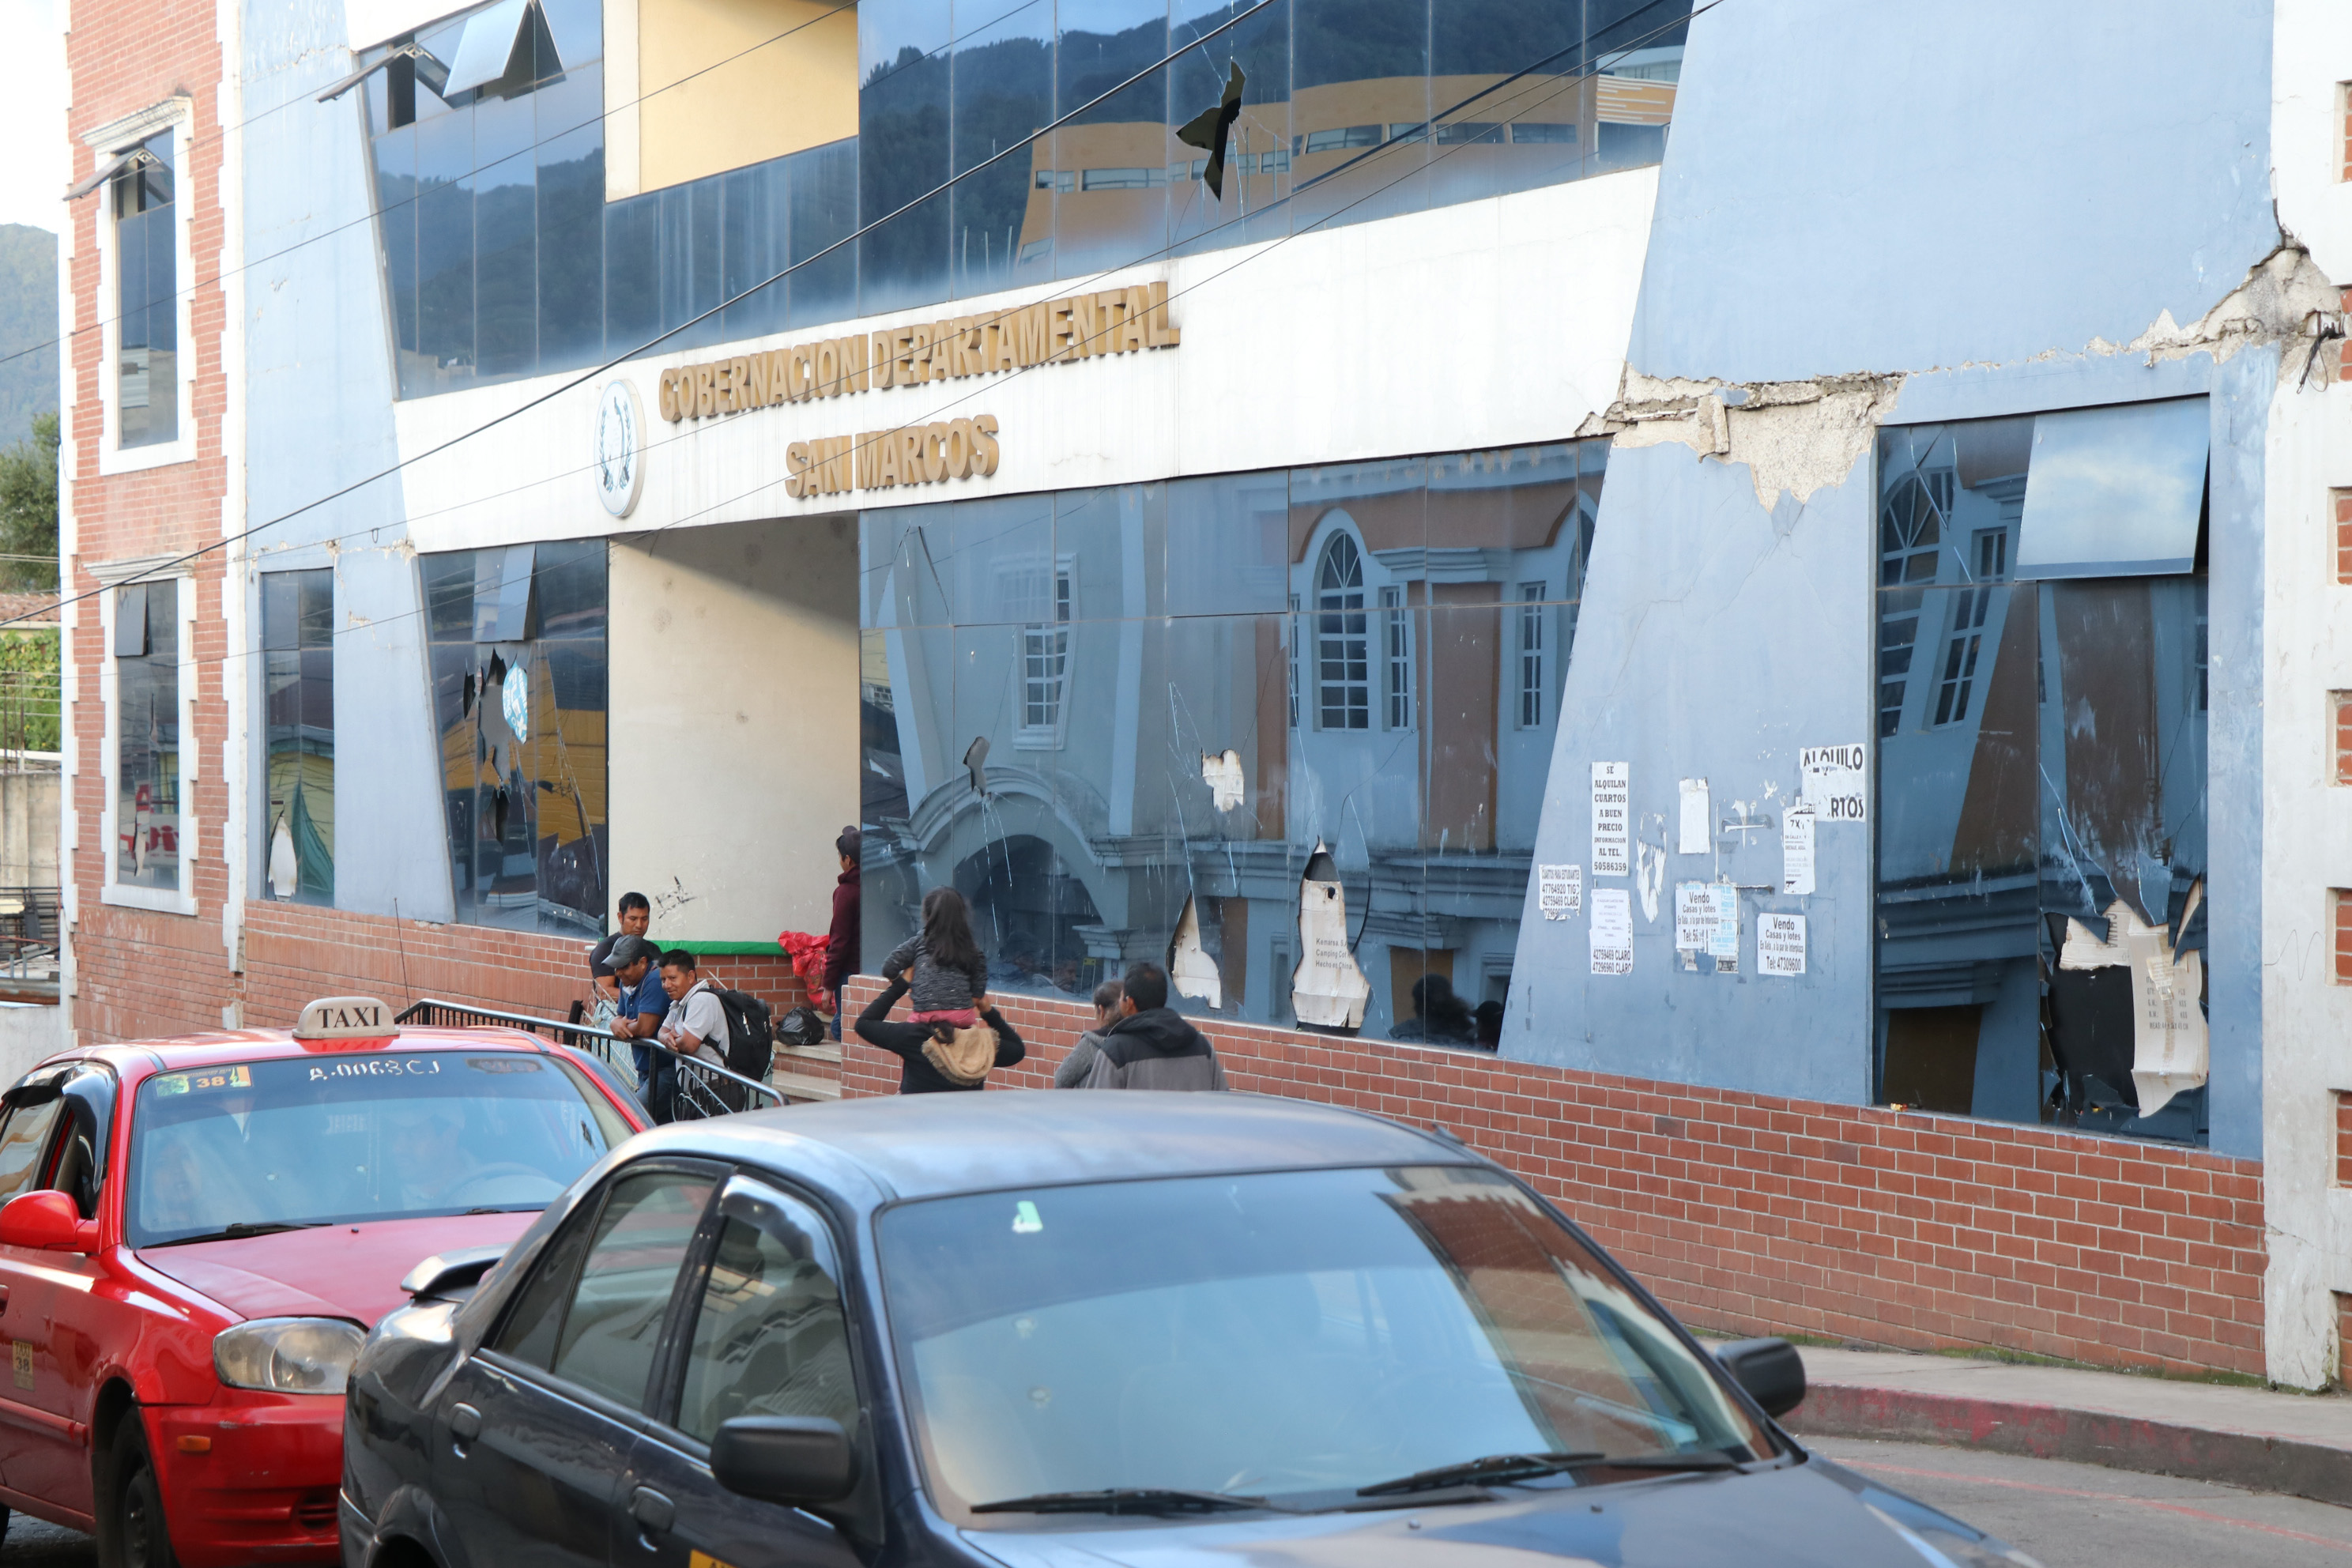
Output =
[{"x1": 0, "y1": 226, "x2": 58, "y2": 451}]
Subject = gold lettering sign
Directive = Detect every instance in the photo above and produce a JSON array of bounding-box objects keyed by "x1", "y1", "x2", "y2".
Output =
[
  {"x1": 784, "y1": 416, "x2": 1001, "y2": 499},
  {"x1": 656, "y1": 282, "x2": 1177, "y2": 424}
]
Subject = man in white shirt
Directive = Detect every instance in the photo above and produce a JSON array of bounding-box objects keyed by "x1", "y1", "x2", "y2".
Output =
[{"x1": 658, "y1": 949, "x2": 730, "y2": 1072}]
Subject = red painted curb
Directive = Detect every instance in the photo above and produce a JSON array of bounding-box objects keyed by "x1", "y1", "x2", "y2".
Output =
[{"x1": 1786, "y1": 1381, "x2": 2352, "y2": 1510}]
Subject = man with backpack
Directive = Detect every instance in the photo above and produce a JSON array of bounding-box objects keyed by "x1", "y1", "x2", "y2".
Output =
[{"x1": 658, "y1": 948, "x2": 777, "y2": 1114}]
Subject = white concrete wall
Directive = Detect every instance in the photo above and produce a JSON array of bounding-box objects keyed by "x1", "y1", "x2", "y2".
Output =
[
  {"x1": 393, "y1": 168, "x2": 1660, "y2": 554},
  {"x1": 2264, "y1": 0, "x2": 2352, "y2": 1393},
  {"x1": 2261, "y1": 369, "x2": 2352, "y2": 1390},
  {"x1": 2274, "y1": 0, "x2": 2352, "y2": 285},
  {"x1": 0, "y1": 1004, "x2": 68, "y2": 1084},
  {"x1": 608, "y1": 517, "x2": 859, "y2": 943}
]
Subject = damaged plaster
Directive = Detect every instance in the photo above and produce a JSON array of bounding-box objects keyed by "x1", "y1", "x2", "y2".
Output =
[{"x1": 1583, "y1": 243, "x2": 2343, "y2": 511}]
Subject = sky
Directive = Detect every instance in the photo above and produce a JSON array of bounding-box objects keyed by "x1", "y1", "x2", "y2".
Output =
[{"x1": 0, "y1": 0, "x2": 64, "y2": 235}]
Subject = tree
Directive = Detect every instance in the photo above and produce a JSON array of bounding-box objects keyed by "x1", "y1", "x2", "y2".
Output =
[{"x1": 0, "y1": 411, "x2": 55, "y2": 591}]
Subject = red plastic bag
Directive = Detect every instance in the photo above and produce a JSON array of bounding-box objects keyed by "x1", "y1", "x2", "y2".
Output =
[{"x1": 778, "y1": 929, "x2": 831, "y2": 1013}]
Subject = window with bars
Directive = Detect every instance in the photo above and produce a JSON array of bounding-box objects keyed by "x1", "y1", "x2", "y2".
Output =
[
  {"x1": 1877, "y1": 468, "x2": 1952, "y2": 736},
  {"x1": 1517, "y1": 582, "x2": 1547, "y2": 729},
  {"x1": 1016, "y1": 560, "x2": 1073, "y2": 746},
  {"x1": 1379, "y1": 586, "x2": 1412, "y2": 729},
  {"x1": 1316, "y1": 535, "x2": 1369, "y2": 731}
]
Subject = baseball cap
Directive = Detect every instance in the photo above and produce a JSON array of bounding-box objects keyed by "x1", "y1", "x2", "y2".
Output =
[{"x1": 609, "y1": 933, "x2": 658, "y2": 968}]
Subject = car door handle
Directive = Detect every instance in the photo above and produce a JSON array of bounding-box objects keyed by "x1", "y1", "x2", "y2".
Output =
[
  {"x1": 448, "y1": 1403, "x2": 482, "y2": 1444},
  {"x1": 631, "y1": 1487, "x2": 675, "y2": 1533}
]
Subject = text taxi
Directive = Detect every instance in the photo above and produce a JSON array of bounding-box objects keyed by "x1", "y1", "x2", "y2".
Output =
[{"x1": 0, "y1": 995, "x2": 647, "y2": 1566}]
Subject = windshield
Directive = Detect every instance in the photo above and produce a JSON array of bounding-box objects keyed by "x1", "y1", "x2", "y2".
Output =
[
  {"x1": 879, "y1": 1166, "x2": 1777, "y2": 1520},
  {"x1": 127, "y1": 1052, "x2": 632, "y2": 1247}
]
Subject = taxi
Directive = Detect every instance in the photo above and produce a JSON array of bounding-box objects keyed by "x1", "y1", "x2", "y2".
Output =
[{"x1": 0, "y1": 995, "x2": 647, "y2": 1566}]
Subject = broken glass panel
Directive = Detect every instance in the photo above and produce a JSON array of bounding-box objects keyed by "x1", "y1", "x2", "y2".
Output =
[
  {"x1": 1874, "y1": 409, "x2": 2209, "y2": 1144},
  {"x1": 2014, "y1": 398, "x2": 2209, "y2": 579},
  {"x1": 424, "y1": 542, "x2": 607, "y2": 935}
]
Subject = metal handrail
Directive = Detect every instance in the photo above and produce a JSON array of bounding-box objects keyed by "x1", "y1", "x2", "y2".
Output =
[{"x1": 394, "y1": 997, "x2": 785, "y2": 1118}]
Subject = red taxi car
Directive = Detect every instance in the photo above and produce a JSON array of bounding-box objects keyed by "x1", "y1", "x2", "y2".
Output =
[{"x1": 0, "y1": 996, "x2": 647, "y2": 1566}]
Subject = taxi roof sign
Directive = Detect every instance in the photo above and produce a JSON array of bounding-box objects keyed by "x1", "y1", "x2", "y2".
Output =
[{"x1": 292, "y1": 996, "x2": 399, "y2": 1041}]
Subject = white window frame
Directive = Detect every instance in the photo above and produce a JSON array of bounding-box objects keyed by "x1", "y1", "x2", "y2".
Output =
[
  {"x1": 96, "y1": 559, "x2": 198, "y2": 914},
  {"x1": 1314, "y1": 533, "x2": 1370, "y2": 733},
  {"x1": 1516, "y1": 582, "x2": 1548, "y2": 729},
  {"x1": 1379, "y1": 584, "x2": 1412, "y2": 731},
  {"x1": 89, "y1": 98, "x2": 197, "y2": 475},
  {"x1": 1012, "y1": 553, "x2": 1074, "y2": 750}
]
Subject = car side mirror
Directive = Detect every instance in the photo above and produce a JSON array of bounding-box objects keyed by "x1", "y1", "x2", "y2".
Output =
[
  {"x1": 710, "y1": 1416, "x2": 857, "y2": 1506},
  {"x1": 0, "y1": 1190, "x2": 97, "y2": 1254},
  {"x1": 399, "y1": 1243, "x2": 509, "y2": 1302},
  {"x1": 1714, "y1": 1336, "x2": 1806, "y2": 1418}
]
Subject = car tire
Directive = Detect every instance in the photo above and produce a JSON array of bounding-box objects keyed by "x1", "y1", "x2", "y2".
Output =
[{"x1": 101, "y1": 1418, "x2": 179, "y2": 1568}]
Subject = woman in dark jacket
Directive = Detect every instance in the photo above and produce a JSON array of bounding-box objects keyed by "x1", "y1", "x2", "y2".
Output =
[
  {"x1": 856, "y1": 974, "x2": 1026, "y2": 1093},
  {"x1": 824, "y1": 827, "x2": 861, "y2": 1040}
]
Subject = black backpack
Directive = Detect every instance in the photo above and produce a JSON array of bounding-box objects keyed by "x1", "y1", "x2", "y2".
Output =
[{"x1": 714, "y1": 989, "x2": 775, "y2": 1091}]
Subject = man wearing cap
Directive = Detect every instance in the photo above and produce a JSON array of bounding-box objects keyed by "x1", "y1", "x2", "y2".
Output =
[{"x1": 606, "y1": 933, "x2": 674, "y2": 1121}]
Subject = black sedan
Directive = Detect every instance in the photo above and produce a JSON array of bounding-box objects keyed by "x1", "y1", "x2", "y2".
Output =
[{"x1": 337, "y1": 1092, "x2": 2038, "y2": 1568}]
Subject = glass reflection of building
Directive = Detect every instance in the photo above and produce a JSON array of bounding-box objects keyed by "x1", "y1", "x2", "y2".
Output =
[
  {"x1": 1873, "y1": 400, "x2": 2211, "y2": 1144},
  {"x1": 860, "y1": 442, "x2": 1604, "y2": 1043},
  {"x1": 356, "y1": 0, "x2": 1689, "y2": 398},
  {"x1": 420, "y1": 543, "x2": 610, "y2": 935}
]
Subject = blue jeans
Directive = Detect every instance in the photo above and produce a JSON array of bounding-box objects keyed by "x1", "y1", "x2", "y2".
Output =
[{"x1": 632, "y1": 1042, "x2": 678, "y2": 1122}]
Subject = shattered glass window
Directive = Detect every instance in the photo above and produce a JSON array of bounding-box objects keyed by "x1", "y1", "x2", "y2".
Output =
[
  {"x1": 858, "y1": 440, "x2": 1600, "y2": 1049},
  {"x1": 262, "y1": 569, "x2": 334, "y2": 904},
  {"x1": 421, "y1": 542, "x2": 609, "y2": 936},
  {"x1": 113, "y1": 579, "x2": 181, "y2": 892},
  {"x1": 1874, "y1": 405, "x2": 2209, "y2": 1144}
]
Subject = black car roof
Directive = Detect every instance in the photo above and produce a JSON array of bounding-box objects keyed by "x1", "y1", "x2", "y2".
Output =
[{"x1": 621, "y1": 1091, "x2": 1469, "y2": 1203}]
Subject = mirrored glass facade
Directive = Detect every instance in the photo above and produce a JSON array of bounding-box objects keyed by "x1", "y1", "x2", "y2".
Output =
[
  {"x1": 262, "y1": 569, "x2": 335, "y2": 904},
  {"x1": 421, "y1": 541, "x2": 609, "y2": 934},
  {"x1": 1873, "y1": 409, "x2": 2210, "y2": 1144},
  {"x1": 114, "y1": 581, "x2": 182, "y2": 891},
  {"x1": 364, "y1": 0, "x2": 1688, "y2": 395},
  {"x1": 860, "y1": 440, "x2": 1603, "y2": 1045}
]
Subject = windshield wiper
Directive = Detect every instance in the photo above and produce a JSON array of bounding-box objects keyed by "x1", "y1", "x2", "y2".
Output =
[
  {"x1": 147, "y1": 1220, "x2": 331, "y2": 1248},
  {"x1": 1358, "y1": 1453, "x2": 1604, "y2": 1496},
  {"x1": 971, "y1": 1487, "x2": 1274, "y2": 1517},
  {"x1": 1358, "y1": 1449, "x2": 1740, "y2": 1498},
  {"x1": 462, "y1": 1205, "x2": 545, "y2": 1215}
]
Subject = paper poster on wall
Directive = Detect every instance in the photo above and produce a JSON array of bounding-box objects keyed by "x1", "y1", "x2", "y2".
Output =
[
  {"x1": 1589, "y1": 888, "x2": 1634, "y2": 975},
  {"x1": 1673, "y1": 884, "x2": 1712, "y2": 952},
  {"x1": 2124, "y1": 918, "x2": 2207, "y2": 1117},
  {"x1": 1538, "y1": 865, "x2": 1582, "y2": 920},
  {"x1": 1781, "y1": 806, "x2": 1815, "y2": 896},
  {"x1": 1758, "y1": 913, "x2": 1806, "y2": 976},
  {"x1": 1291, "y1": 846, "x2": 1370, "y2": 1030},
  {"x1": 1677, "y1": 778, "x2": 1711, "y2": 854},
  {"x1": 1800, "y1": 744, "x2": 1868, "y2": 823},
  {"x1": 1592, "y1": 763, "x2": 1630, "y2": 876},
  {"x1": 1169, "y1": 895, "x2": 1223, "y2": 1009},
  {"x1": 1705, "y1": 885, "x2": 1740, "y2": 961}
]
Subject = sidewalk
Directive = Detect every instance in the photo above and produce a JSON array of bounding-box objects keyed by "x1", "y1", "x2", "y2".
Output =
[{"x1": 1770, "y1": 1344, "x2": 2352, "y2": 1508}]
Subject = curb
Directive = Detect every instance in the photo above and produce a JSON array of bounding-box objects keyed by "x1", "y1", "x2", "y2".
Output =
[{"x1": 1786, "y1": 1381, "x2": 2352, "y2": 1510}]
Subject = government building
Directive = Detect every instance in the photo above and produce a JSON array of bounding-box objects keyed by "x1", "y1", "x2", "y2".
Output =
[{"x1": 49, "y1": 0, "x2": 2352, "y2": 1388}]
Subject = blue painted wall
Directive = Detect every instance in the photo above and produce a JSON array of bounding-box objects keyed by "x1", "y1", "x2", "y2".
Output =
[
  {"x1": 1630, "y1": 0, "x2": 2276, "y2": 385},
  {"x1": 241, "y1": 0, "x2": 454, "y2": 922},
  {"x1": 1506, "y1": 0, "x2": 2276, "y2": 1159}
]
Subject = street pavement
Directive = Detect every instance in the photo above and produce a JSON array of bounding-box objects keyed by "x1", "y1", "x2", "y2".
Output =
[{"x1": 1810, "y1": 1434, "x2": 2352, "y2": 1567}]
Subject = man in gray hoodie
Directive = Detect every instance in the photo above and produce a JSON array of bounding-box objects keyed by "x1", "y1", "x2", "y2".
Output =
[{"x1": 1080, "y1": 962, "x2": 1228, "y2": 1091}]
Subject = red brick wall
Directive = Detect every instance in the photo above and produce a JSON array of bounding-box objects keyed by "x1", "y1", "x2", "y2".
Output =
[
  {"x1": 73, "y1": 900, "x2": 812, "y2": 1050},
  {"x1": 2337, "y1": 488, "x2": 2352, "y2": 582},
  {"x1": 2338, "y1": 891, "x2": 2352, "y2": 986},
  {"x1": 2339, "y1": 1292, "x2": 2351, "y2": 1392},
  {"x1": 840, "y1": 979, "x2": 2266, "y2": 1380},
  {"x1": 63, "y1": 0, "x2": 236, "y2": 1042},
  {"x1": 2336, "y1": 1091, "x2": 2352, "y2": 1188}
]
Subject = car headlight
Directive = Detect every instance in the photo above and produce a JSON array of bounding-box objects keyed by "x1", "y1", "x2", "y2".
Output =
[{"x1": 213, "y1": 1317, "x2": 367, "y2": 1395}]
